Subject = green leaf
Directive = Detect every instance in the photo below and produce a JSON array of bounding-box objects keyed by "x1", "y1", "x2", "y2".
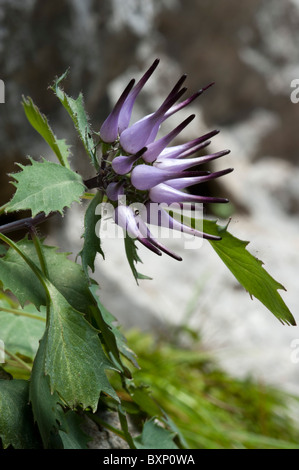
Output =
[
  {"x1": 175, "y1": 214, "x2": 296, "y2": 326},
  {"x1": 22, "y1": 96, "x2": 71, "y2": 168},
  {"x1": 124, "y1": 236, "x2": 152, "y2": 284},
  {"x1": 29, "y1": 334, "x2": 66, "y2": 449},
  {"x1": 6, "y1": 157, "x2": 85, "y2": 217},
  {"x1": 0, "y1": 301, "x2": 45, "y2": 361},
  {"x1": 58, "y1": 411, "x2": 90, "y2": 449},
  {"x1": 89, "y1": 285, "x2": 138, "y2": 371},
  {"x1": 0, "y1": 237, "x2": 93, "y2": 312},
  {"x1": 80, "y1": 191, "x2": 105, "y2": 275},
  {"x1": 0, "y1": 379, "x2": 42, "y2": 448},
  {"x1": 118, "y1": 404, "x2": 136, "y2": 449},
  {"x1": 43, "y1": 282, "x2": 119, "y2": 410},
  {"x1": 206, "y1": 220, "x2": 295, "y2": 325},
  {"x1": 0, "y1": 233, "x2": 119, "y2": 412},
  {"x1": 134, "y1": 418, "x2": 178, "y2": 449},
  {"x1": 52, "y1": 71, "x2": 98, "y2": 170}
]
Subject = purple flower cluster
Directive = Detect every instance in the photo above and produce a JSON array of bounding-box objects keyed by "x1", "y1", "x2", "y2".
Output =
[{"x1": 99, "y1": 59, "x2": 232, "y2": 260}]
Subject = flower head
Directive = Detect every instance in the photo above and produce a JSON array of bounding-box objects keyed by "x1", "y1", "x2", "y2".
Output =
[{"x1": 97, "y1": 60, "x2": 233, "y2": 260}]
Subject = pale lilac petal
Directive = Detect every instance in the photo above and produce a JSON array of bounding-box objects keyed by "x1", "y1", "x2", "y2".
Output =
[
  {"x1": 113, "y1": 205, "x2": 162, "y2": 256},
  {"x1": 112, "y1": 147, "x2": 147, "y2": 175},
  {"x1": 119, "y1": 87, "x2": 187, "y2": 154},
  {"x1": 100, "y1": 79, "x2": 135, "y2": 142},
  {"x1": 165, "y1": 168, "x2": 234, "y2": 189},
  {"x1": 140, "y1": 203, "x2": 221, "y2": 241},
  {"x1": 154, "y1": 150, "x2": 231, "y2": 172},
  {"x1": 131, "y1": 165, "x2": 187, "y2": 190},
  {"x1": 106, "y1": 182, "x2": 125, "y2": 201},
  {"x1": 134, "y1": 214, "x2": 182, "y2": 260},
  {"x1": 118, "y1": 59, "x2": 160, "y2": 134},
  {"x1": 149, "y1": 183, "x2": 229, "y2": 204},
  {"x1": 163, "y1": 82, "x2": 214, "y2": 119},
  {"x1": 142, "y1": 114, "x2": 195, "y2": 163},
  {"x1": 113, "y1": 205, "x2": 140, "y2": 238},
  {"x1": 156, "y1": 130, "x2": 220, "y2": 160}
]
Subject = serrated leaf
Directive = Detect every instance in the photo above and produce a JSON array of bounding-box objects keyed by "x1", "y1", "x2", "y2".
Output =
[
  {"x1": 124, "y1": 236, "x2": 152, "y2": 284},
  {"x1": 22, "y1": 96, "x2": 71, "y2": 168},
  {"x1": 134, "y1": 418, "x2": 178, "y2": 449},
  {"x1": 0, "y1": 234, "x2": 119, "y2": 413},
  {"x1": 30, "y1": 333, "x2": 91, "y2": 449},
  {"x1": 0, "y1": 379, "x2": 42, "y2": 449},
  {"x1": 59, "y1": 411, "x2": 91, "y2": 449},
  {"x1": 80, "y1": 191, "x2": 105, "y2": 275},
  {"x1": 6, "y1": 158, "x2": 85, "y2": 217},
  {"x1": 29, "y1": 334, "x2": 66, "y2": 449},
  {"x1": 174, "y1": 214, "x2": 296, "y2": 326},
  {"x1": 89, "y1": 285, "x2": 138, "y2": 371},
  {"x1": 0, "y1": 301, "x2": 45, "y2": 360},
  {"x1": 52, "y1": 71, "x2": 98, "y2": 170},
  {"x1": 44, "y1": 282, "x2": 119, "y2": 409},
  {"x1": 0, "y1": 237, "x2": 93, "y2": 312}
]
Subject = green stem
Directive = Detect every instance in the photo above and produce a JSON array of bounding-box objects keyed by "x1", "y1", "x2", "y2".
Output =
[
  {"x1": 86, "y1": 412, "x2": 127, "y2": 441},
  {"x1": 118, "y1": 406, "x2": 136, "y2": 449},
  {"x1": 4, "y1": 348, "x2": 32, "y2": 371},
  {"x1": 30, "y1": 227, "x2": 49, "y2": 278},
  {"x1": 82, "y1": 192, "x2": 96, "y2": 200},
  {"x1": 0, "y1": 306, "x2": 45, "y2": 322},
  {"x1": 0, "y1": 203, "x2": 8, "y2": 215}
]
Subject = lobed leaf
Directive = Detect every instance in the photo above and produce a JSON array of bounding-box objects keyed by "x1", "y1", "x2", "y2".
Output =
[
  {"x1": 6, "y1": 158, "x2": 85, "y2": 217},
  {"x1": 44, "y1": 281, "x2": 119, "y2": 410}
]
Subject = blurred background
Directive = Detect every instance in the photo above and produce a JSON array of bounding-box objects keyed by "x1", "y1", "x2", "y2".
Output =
[{"x1": 0, "y1": 0, "x2": 299, "y2": 394}]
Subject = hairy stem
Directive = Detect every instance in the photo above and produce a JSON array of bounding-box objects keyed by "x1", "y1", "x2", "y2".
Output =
[{"x1": 0, "y1": 212, "x2": 53, "y2": 235}]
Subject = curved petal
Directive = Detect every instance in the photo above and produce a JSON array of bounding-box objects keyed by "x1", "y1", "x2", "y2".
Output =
[
  {"x1": 118, "y1": 59, "x2": 160, "y2": 134},
  {"x1": 149, "y1": 183, "x2": 229, "y2": 204},
  {"x1": 165, "y1": 168, "x2": 234, "y2": 189},
  {"x1": 106, "y1": 182, "x2": 125, "y2": 201},
  {"x1": 100, "y1": 79, "x2": 135, "y2": 142},
  {"x1": 141, "y1": 114, "x2": 195, "y2": 163},
  {"x1": 140, "y1": 203, "x2": 221, "y2": 241},
  {"x1": 154, "y1": 150, "x2": 231, "y2": 172},
  {"x1": 119, "y1": 88, "x2": 187, "y2": 154}
]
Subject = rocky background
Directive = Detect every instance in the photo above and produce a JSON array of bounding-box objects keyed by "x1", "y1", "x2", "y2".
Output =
[{"x1": 1, "y1": 0, "x2": 299, "y2": 397}]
